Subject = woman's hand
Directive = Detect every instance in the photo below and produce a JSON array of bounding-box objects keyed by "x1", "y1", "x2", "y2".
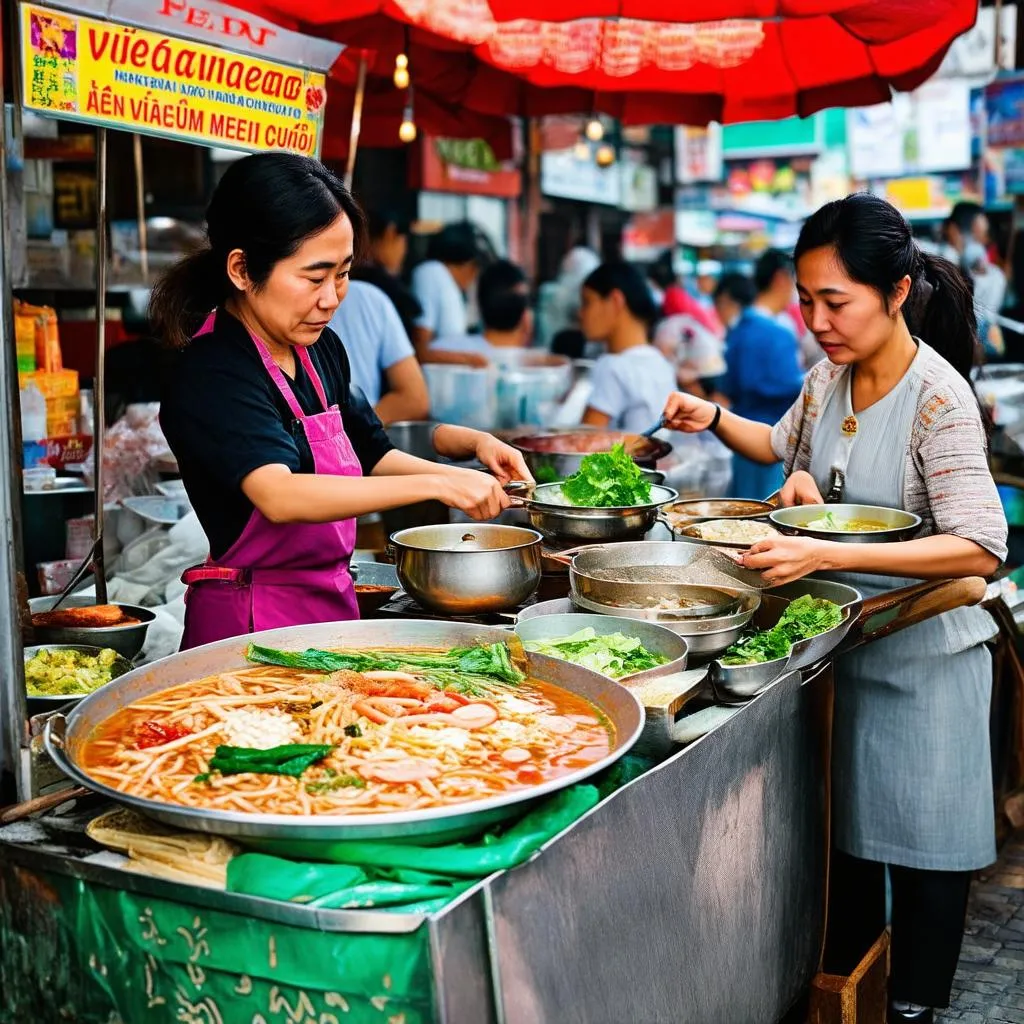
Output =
[
  {"x1": 474, "y1": 434, "x2": 534, "y2": 485},
  {"x1": 661, "y1": 391, "x2": 718, "y2": 433},
  {"x1": 739, "y1": 536, "x2": 836, "y2": 586},
  {"x1": 778, "y1": 470, "x2": 824, "y2": 508},
  {"x1": 431, "y1": 468, "x2": 511, "y2": 521}
]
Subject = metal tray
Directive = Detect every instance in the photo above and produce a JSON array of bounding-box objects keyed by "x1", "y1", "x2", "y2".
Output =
[
  {"x1": 709, "y1": 579, "x2": 863, "y2": 703},
  {"x1": 42, "y1": 619, "x2": 644, "y2": 846},
  {"x1": 672, "y1": 520, "x2": 782, "y2": 551}
]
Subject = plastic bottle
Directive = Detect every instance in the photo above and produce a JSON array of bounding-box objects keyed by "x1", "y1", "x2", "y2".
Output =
[{"x1": 20, "y1": 382, "x2": 47, "y2": 468}]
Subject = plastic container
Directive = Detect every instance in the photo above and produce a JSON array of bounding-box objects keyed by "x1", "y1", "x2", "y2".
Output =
[{"x1": 21, "y1": 382, "x2": 47, "y2": 468}]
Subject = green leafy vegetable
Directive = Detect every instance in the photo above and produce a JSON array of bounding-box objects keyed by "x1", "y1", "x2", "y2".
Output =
[
  {"x1": 305, "y1": 774, "x2": 366, "y2": 794},
  {"x1": 207, "y1": 744, "x2": 333, "y2": 778},
  {"x1": 720, "y1": 595, "x2": 843, "y2": 666},
  {"x1": 561, "y1": 443, "x2": 652, "y2": 508},
  {"x1": 343, "y1": 723, "x2": 362, "y2": 738},
  {"x1": 246, "y1": 641, "x2": 525, "y2": 697},
  {"x1": 523, "y1": 628, "x2": 668, "y2": 679}
]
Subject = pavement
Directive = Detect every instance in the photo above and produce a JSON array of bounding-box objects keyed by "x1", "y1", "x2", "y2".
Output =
[{"x1": 938, "y1": 831, "x2": 1024, "y2": 1023}]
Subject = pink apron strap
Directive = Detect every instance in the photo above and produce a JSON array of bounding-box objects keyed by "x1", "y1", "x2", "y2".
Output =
[
  {"x1": 247, "y1": 331, "x2": 330, "y2": 419},
  {"x1": 295, "y1": 345, "x2": 331, "y2": 411}
]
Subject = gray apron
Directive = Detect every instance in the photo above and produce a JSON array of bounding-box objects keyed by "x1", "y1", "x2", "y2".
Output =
[{"x1": 809, "y1": 368, "x2": 996, "y2": 871}]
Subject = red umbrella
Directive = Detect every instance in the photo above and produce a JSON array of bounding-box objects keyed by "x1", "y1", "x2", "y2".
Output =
[{"x1": 237, "y1": 0, "x2": 977, "y2": 123}]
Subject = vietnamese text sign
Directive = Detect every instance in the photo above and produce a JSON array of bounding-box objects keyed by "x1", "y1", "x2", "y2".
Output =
[{"x1": 20, "y1": 3, "x2": 328, "y2": 155}]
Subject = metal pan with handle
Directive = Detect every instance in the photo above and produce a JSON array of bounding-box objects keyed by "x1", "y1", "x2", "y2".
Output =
[{"x1": 504, "y1": 481, "x2": 678, "y2": 542}]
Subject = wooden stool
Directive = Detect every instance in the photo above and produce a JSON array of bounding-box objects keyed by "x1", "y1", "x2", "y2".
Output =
[{"x1": 809, "y1": 932, "x2": 890, "y2": 1024}]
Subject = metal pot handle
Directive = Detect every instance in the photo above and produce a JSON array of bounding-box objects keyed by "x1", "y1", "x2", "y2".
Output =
[{"x1": 42, "y1": 713, "x2": 75, "y2": 779}]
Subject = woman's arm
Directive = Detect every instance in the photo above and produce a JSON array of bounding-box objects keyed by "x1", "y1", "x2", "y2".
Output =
[
  {"x1": 241, "y1": 462, "x2": 510, "y2": 523},
  {"x1": 740, "y1": 533, "x2": 999, "y2": 587},
  {"x1": 661, "y1": 392, "x2": 777, "y2": 463}
]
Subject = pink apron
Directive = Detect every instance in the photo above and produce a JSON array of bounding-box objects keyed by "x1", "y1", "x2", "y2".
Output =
[{"x1": 179, "y1": 314, "x2": 360, "y2": 649}]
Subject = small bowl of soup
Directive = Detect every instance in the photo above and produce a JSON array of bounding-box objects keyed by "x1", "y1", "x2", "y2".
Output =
[{"x1": 769, "y1": 503, "x2": 922, "y2": 543}]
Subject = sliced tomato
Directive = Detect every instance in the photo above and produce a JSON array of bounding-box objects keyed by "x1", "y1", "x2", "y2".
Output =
[{"x1": 135, "y1": 721, "x2": 191, "y2": 749}]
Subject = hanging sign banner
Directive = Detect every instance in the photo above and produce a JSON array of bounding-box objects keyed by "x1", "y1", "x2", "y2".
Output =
[{"x1": 19, "y1": 2, "x2": 331, "y2": 156}]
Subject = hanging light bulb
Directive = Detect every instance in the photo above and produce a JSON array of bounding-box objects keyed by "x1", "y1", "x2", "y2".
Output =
[
  {"x1": 595, "y1": 143, "x2": 615, "y2": 167},
  {"x1": 399, "y1": 91, "x2": 417, "y2": 143},
  {"x1": 573, "y1": 140, "x2": 590, "y2": 161},
  {"x1": 393, "y1": 52, "x2": 410, "y2": 90},
  {"x1": 585, "y1": 117, "x2": 604, "y2": 142}
]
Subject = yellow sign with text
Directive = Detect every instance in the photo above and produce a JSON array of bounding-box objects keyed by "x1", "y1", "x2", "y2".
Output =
[{"x1": 20, "y1": 3, "x2": 327, "y2": 155}]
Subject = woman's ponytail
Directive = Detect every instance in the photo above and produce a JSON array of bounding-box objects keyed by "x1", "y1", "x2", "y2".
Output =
[
  {"x1": 908, "y1": 250, "x2": 978, "y2": 384},
  {"x1": 148, "y1": 247, "x2": 227, "y2": 350}
]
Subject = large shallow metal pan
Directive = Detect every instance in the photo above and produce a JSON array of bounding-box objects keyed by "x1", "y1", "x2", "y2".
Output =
[
  {"x1": 709, "y1": 578, "x2": 863, "y2": 704},
  {"x1": 43, "y1": 619, "x2": 644, "y2": 846},
  {"x1": 506, "y1": 482, "x2": 678, "y2": 542},
  {"x1": 661, "y1": 497, "x2": 775, "y2": 528},
  {"x1": 509, "y1": 428, "x2": 673, "y2": 483},
  {"x1": 769, "y1": 503, "x2": 921, "y2": 543},
  {"x1": 514, "y1": 612, "x2": 688, "y2": 684}
]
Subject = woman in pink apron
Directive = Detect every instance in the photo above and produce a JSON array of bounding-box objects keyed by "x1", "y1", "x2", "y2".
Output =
[{"x1": 153, "y1": 153, "x2": 531, "y2": 650}]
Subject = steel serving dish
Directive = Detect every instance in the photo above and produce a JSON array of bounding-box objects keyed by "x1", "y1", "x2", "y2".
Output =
[
  {"x1": 23, "y1": 643, "x2": 133, "y2": 716},
  {"x1": 389, "y1": 524, "x2": 542, "y2": 615},
  {"x1": 514, "y1": 612, "x2": 688, "y2": 684},
  {"x1": 506, "y1": 481, "x2": 679, "y2": 543},
  {"x1": 672, "y1": 520, "x2": 782, "y2": 551},
  {"x1": 509, "y1": 428, "x2": 673, "y2": 484},
  {"x1": 769, "y1": 503, "x2": 922, "y2": 543},
  {"x1": 709, "y1": 578, "x2": 863, "y2": 704},
  {"x1": 661, "y1": 498, "x2": 776, "y2": 526},
  {"x1": 42, "y1": 619, "x2": 644, "y2": 844},
  {"x1": 29, "y1": 595, "x2": 155, "y2": 660}
]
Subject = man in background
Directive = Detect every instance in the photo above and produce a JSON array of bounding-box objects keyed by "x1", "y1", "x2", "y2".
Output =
[
  {"x1": 722, "y1": 249, "x2": 805, "y2": 499},
  {"x1": 427, "y1": 260, "x2": 532, "y2": 361},
  {"x1": 328, "y1": 280, "x2": 429, "y2": 426},
  {"x1": 351, "y1": 208, "x2": 422, "y2": 343},
  {"x1": 411, "y1": 222, "x2": 481, "y2": 357}
]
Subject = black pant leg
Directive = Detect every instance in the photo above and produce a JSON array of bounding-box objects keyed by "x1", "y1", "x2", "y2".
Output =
[
  {"x1": 889, "y1": 864, "x2": 972, "y2": 1008},
  {"x1": 822, "y1": 849, "x2": 888, "y2": 976}
]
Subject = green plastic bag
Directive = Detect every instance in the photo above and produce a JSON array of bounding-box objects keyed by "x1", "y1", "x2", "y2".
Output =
[{"x1": 228, "y1": 785, "x2": 599, "y2": 911}]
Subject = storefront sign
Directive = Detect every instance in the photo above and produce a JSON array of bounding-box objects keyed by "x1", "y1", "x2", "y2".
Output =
[
  {"x1": 419, "y1": 137, "x2": 522, "y2": 198},
  {"x1": 987, "y1": 75, "x2": 1024, "y2": 148},
  {"x1": 19, "y1": 2, "x2": 330, "y2": 155},
  {"x1": 675, "y1": 124, "x2": 722, "y2": 184},
  {"x1": 541, "y1": 147, "x2": 621, "y2": 206}
]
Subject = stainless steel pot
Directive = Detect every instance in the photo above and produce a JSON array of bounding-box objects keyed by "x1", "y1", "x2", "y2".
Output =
[
  {"x1": 29, "y1": 596, "x2": 154, "y2": 660},
  {"x1": 514, "y1": 612, "x2": 688, "y2": 683},
  {"x1": 506, "y1": 482, "x2": 678, "y2": 543},
  {"x1": 509, "y1": 428, "x2": 673, "y2": 484},
  {"x1": 42, "y1": 618, "x2": 645, "y2": 844},
  {"x1": 389, "y1": 523, "x2": 542, "y2": 614}
]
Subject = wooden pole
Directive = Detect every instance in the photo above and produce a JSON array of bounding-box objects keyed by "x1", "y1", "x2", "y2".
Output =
[
  {"x1": 345, "y1": 55, "x2": 368, "y2": 189},
  {"x1": 92, "y1": 128, "x2": 108, "y2": 604}
]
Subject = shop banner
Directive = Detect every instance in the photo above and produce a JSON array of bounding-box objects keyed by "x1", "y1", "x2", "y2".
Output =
[
  {"x1": 19, "y1": 2, "x2": 329, "y2": 156},
  {"x1": 987, "y1": 75, "x2": 1024, "y2": 149}
]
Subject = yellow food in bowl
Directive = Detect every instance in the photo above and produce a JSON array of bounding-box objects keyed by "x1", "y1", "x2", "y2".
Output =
[{"x1": 26, "y1": 647, "x2": 123, "y2": 697}]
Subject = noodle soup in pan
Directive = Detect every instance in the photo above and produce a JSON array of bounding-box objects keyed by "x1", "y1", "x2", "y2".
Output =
[{"x1": 80, "y1": 645, "x2": 615, "y2": 818}]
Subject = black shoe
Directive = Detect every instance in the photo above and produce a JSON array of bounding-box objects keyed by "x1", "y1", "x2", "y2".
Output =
[{"x1": 887, "y1": 1004, "x2": 934, "y2": 1024}]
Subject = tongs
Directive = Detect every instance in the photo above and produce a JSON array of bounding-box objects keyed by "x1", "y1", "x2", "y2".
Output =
[
  {"x1": 46, "y1": 534, "x2": 105, "y2": 613},
  {"x1": 640, "y1": 416, "x2": 667, "y2": 439}
]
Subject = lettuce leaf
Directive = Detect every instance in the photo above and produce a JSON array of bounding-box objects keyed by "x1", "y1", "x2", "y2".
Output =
[
  {"x1": 561, "y1": 443, "x2": 652, "y2": 508},
  {"x1": 524, "y1": 627, "x2": 667, "y2": 678},
  {"x1": 720, "y1": 596, "x2": 843, "y2": 666}
]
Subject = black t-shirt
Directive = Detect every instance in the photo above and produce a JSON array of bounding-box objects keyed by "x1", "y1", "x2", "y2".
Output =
[{"x1": 160, "y1": 309, "x2": 394, "y2": 560}]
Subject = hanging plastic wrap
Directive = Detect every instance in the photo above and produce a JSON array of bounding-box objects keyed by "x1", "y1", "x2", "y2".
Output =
[{"x1": 82, "y1": 402, "x2": 172, "y2": 503}]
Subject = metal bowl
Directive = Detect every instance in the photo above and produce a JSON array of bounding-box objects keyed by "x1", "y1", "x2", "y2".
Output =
[
  {"x1": 29, "y1": 596, "x2": 154, "y2": 660},
  {"x1": 709, "y1": 578, "x2": 863, "y2": 704},
  {"x1": 515, "y1": 612, "x2": 688, "y2": 684},
  {"x1": 769, "y1": 503, "x2": 922, "y2": 543},
  {"x1": 390, "y1": 524, "x2": 543, "y2": 615},
  {"x1": 43, "y1": 619, "x2": 645, "y2": 845},
  {"x1": 510, "y1": 428, "x2": 673, "y2": 484},
  {"x1": 23, "y1": 643, "x2": 133, "y2": 716},
  {"x1": 662, "y1": 498, "x2": 776, "y2": 526}
]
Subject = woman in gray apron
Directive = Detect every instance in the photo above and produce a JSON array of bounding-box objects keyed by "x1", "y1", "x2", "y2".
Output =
[{"x1": 661, "y1": 193, "x2": 1007, "y2": 1023}]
